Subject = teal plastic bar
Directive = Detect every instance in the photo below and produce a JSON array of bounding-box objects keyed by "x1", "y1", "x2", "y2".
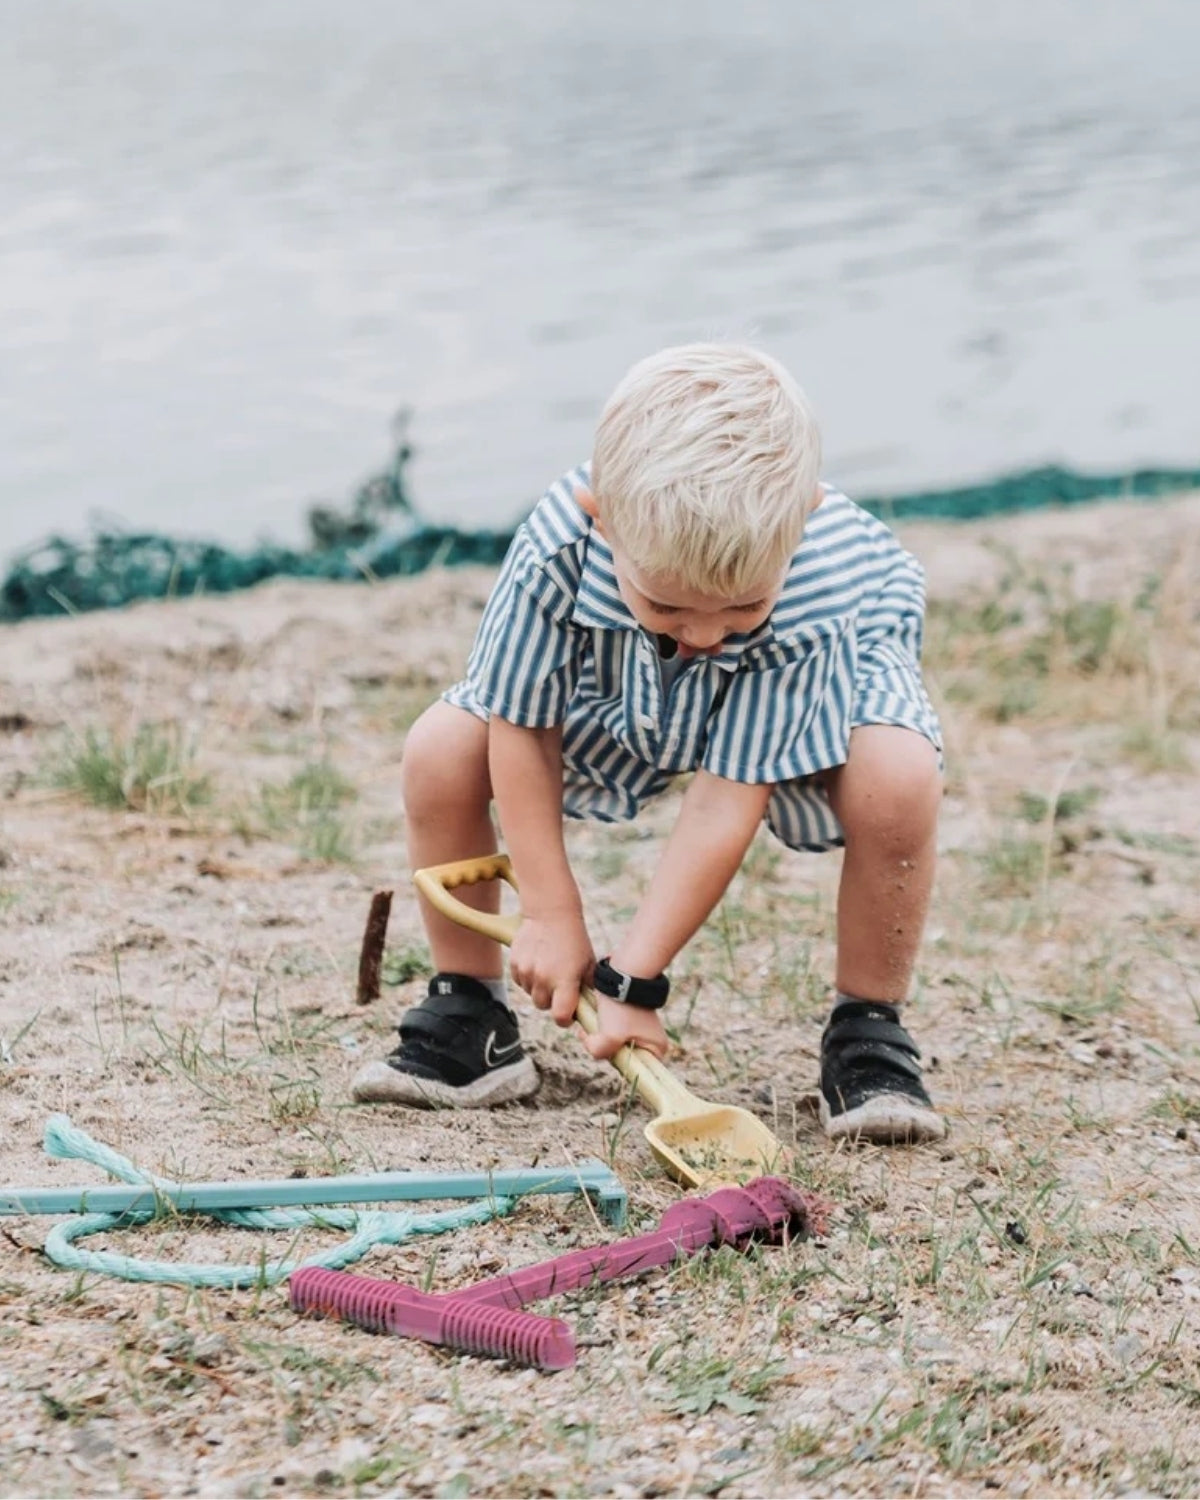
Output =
[{"x1": 0, "y1": 1160, "x2": 626, "y2": 1226}]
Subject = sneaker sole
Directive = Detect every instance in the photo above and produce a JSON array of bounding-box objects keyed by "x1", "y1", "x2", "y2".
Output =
[
  {"x1": 820, "y1": 1092, "x2": 947, "y2": 1145},
  {"x1": 350, "y1": 1057, "x2": 539, "y2": 1109}
]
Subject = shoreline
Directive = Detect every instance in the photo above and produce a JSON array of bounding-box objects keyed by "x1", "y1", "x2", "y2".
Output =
[{"x1": 5, "y1": 462, "x2": 1200, "y2": 625}]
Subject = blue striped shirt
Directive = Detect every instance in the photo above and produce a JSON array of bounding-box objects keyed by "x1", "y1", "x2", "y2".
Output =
[{"x1": 446, "y1": 465, "x2": 940, "y2": 825}]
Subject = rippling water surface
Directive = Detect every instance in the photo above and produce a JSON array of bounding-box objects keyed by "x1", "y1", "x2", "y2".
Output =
[{"x1": 2, "y1": 0, "x2": 1198, "y2": 562}]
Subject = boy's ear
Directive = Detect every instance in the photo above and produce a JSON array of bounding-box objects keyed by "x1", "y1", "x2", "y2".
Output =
[{"x1": 575, "y1": 486, "x2": 606, "y2": 535}]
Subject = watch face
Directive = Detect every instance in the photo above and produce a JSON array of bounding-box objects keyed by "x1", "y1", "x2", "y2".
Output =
[{"x1": 594, "y1": 959, "x2": 623, "y2": 999}]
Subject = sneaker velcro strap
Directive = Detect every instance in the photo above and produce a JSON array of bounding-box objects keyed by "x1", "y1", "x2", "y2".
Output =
[
  {"x1": 399, "y1": 992, "x2": 491, "y2": 1046},
  {"x1": 825, "y1": 1015, "x2": 922, "y2": 1058},
  {"x1": 829, "y1": 1038, "x2": 925, "y2": 1082}
]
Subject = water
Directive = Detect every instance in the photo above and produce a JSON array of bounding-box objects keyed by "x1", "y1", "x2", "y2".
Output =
[{"x1": 2, "y1": 0, "x2": 1198, "y2": 566}]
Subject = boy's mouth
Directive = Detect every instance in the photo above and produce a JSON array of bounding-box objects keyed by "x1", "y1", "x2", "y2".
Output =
[{"x1": 674, "y1": 641, "x2": 724, "y2": 659}]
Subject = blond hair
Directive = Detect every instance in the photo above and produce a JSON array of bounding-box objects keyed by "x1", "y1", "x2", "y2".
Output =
[{"x1": 590, "y1": 343, "x2": 822, "y2": 594}]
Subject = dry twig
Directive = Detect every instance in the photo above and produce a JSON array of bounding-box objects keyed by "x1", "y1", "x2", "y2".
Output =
[{"x1": 356, "y1": 888, "x2": 393, "y2": 1003}]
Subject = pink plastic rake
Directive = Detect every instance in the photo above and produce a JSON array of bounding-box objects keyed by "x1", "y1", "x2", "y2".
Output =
[
  {"x1": 290, "y1": 1175, "x2": 818, "y2": 1371},
  {"x1": 288, "y1": 1278, "x2": 576, "y2": 1370}
]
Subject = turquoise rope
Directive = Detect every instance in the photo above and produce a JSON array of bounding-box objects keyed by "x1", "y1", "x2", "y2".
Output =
[{"x1": 39, "y1": 1115, "x2": 512, "y2": 1289}]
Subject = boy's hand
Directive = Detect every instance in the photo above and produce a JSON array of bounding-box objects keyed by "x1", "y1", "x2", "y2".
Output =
[
  {"x1": 582, "y1": 995, "x2": 670, "y2": 1061},
  {"x1": 510, "y1": 913, "x2": 594, "y2": 1028}
]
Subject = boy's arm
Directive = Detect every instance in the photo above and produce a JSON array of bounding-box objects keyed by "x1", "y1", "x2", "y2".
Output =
[
  {"x1": 584, "y1": 770, "x2": 773, "y2": 1060},
  {"x1": 488, "y1": 714, "x2": 594, "y2": 1024},
  {"x1": 614, "y1": 769, "x2": 772, "y2": 974}
]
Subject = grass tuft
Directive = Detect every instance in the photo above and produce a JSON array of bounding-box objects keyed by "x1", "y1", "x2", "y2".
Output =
[
  {"x1": 47, "y1": 722, "x2": 210, "y2": 814},
  {"x1": 258, "y1": 758, "x2": 359, "y2": 862}
]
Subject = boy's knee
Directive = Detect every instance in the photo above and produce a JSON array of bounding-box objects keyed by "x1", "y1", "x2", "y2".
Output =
[
  {"x1": 881, "y1": 734, "x2": 942, "y2": 814},
  {"x1": 835, "y1": 728, "x2": 942, "y2": 851},
  {"x1": 401, "y1": 703, "x2": 489, "y2": 814}
]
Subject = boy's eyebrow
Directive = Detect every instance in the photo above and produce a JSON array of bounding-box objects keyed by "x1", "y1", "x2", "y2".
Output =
[
  {"x1": 640, "y1": 592, "x2": 770, "y2": 612},
  {"x1": 630, "y1": 583, "x2": 678, "y2": 610}
]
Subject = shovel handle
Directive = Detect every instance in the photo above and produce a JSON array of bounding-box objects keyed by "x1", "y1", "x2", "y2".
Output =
[
  {"x1": 413, "y1": 856, "x2": 696, "y2": 1117},
  {"x1": 414, "y1": 854, "x2": 521, "y2": 946}
]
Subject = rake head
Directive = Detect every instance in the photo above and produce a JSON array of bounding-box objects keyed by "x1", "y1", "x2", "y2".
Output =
[{"x1": 290, "y1": 1266, "x2": 574, "y2": 1372}]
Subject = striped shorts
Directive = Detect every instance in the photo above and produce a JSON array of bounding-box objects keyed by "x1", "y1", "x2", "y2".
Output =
[{"x1": 445, "y1": 648, "x2": 941, "y2": 855}]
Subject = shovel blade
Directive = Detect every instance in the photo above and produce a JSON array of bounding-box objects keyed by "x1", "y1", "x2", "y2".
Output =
[{"x1": 645, "y1": 1106, "x2": 792, "y2": 1189}]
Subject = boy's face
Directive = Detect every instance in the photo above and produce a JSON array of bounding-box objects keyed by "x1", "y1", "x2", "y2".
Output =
[{"x1": 607, "y1": 544, "x2": 785, "y2": 658}]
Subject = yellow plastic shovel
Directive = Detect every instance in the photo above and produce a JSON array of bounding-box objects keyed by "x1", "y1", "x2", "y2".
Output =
[{"x1": 413, "y1": 854, "x2": 793, "y2": 1189}]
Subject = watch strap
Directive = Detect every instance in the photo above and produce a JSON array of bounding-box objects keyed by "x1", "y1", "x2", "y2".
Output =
[{"x1": 592, "y1": 957, "x2": 670, "y2": 1010}]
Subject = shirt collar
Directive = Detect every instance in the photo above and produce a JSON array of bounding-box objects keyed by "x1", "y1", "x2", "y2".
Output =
[{"x1": 570, "y1": 527, "x2": 773, "y2": 671}]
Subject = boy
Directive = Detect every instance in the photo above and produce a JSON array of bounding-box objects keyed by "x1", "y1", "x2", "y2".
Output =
[{"x1": 353, "y1": 343, "x2": 946, "y2": 1143}]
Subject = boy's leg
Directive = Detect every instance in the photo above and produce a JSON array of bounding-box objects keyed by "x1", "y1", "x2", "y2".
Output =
[
  {"x1": 819, "y1": 723, "x2": 945, "y2": 1143},
  {"x1": 351, "y1": 701, "x2": 538, "y2": 1108},
  {"x1": 404, "y1": 701, "x2": 504, "y2": 980}
]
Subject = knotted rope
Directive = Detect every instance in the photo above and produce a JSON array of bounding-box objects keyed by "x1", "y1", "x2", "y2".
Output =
[{"x1": 40, "y1": 1114, "x2": 513, "y2": 1289}]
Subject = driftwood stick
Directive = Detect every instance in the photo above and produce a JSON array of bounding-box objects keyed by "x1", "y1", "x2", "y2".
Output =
[{"x1": 356, "y1": 889, "x2": 393, "y2": 1004}]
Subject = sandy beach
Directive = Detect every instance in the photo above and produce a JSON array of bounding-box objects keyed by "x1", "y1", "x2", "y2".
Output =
[{"x1": 2, "y1": 493, "x2": 1199, "y2": 1497}]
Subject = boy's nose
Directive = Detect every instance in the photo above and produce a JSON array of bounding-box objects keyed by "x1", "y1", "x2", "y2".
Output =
[{"x1": 678, "y1": 623, "x2": 726, "y2": 653}]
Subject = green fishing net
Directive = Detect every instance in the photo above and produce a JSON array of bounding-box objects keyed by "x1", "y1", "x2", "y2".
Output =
[{"x1": 4, "y1": 440, "x2": 1198, "y2": 623}]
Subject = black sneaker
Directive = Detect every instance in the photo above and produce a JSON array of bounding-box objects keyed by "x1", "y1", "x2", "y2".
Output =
[
  {"x1": 351, "y1": 974, "x2": 539, "y2": 1109},
  {"x1": 819, "y1": 1001, "x2": 946, "y2": 1143}
]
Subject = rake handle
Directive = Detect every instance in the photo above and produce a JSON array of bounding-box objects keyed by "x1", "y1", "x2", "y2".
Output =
[{"x1": 453, "y1": 1176, "x2": 806, "y2": 1306}]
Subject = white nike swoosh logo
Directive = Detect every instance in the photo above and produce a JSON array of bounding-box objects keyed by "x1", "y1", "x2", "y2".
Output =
[{"x1": 484, "y1": 1033, "x2": 524, "y2": 1068}]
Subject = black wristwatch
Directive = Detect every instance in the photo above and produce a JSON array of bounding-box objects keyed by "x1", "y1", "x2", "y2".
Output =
[{"x1": 591, "y1": 957, "x2": 670, "y2": 1010}]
